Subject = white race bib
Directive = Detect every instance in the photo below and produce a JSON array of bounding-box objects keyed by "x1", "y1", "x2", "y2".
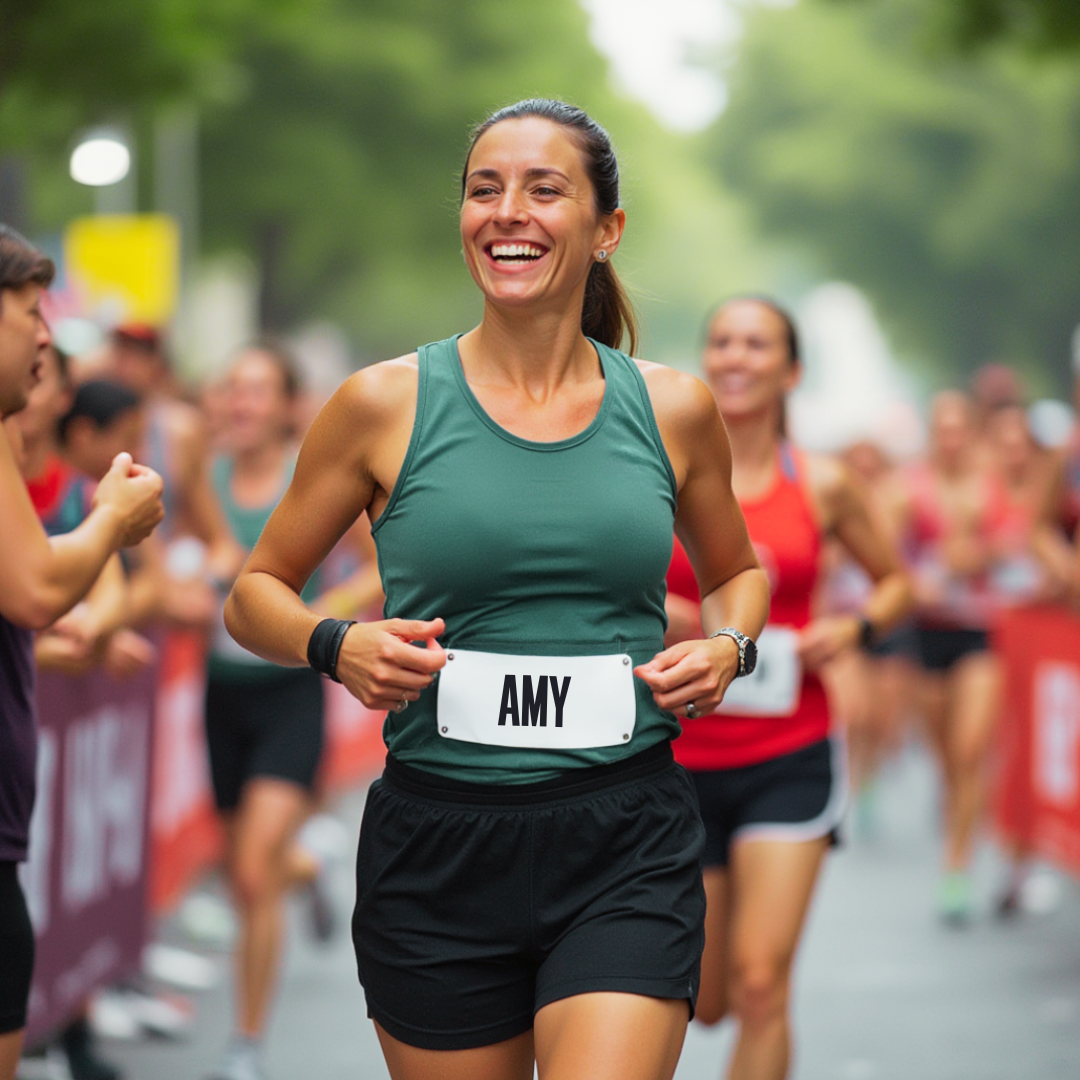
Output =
[
  {"x1": 436, "y1": 649, "x2": 637, "y2": 750},
  {"x1": 715, "y1": 627, "x2": 802, "y2": 717}
]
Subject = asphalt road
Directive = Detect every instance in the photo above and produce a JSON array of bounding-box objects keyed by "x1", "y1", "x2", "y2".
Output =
[{"x1": 96, "y1": 744, "x2": 1080, "y2": 1080}]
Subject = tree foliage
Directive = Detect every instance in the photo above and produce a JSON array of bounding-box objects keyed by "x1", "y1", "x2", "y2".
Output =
[
  {"x1": 833, "y1": 0, "x2": 1080, "y2": 54},
  {"x1": 707, "y1": 0, "x2": 1080, "y2": 388}
]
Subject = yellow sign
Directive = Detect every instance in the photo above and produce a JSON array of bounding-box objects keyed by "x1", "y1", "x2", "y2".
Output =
[{"x1": 65, "y1": 214, "x2": 180, "y2": 325}]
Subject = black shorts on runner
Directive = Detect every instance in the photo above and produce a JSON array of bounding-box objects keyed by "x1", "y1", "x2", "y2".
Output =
[
  {"x1": 867, "y1": 621, "x2": 919, "y2": 661},
  {"x1": 352, "y1": 741, "x2": 706, "y2": 1051},
  {"x1": 204, "y1": 666, "x2": 325, "y2": 812},
  {"x1": 0, "y1": 862, "x2": 34, "y2": 1035},
  {"x1": 690, "y1": 738, "x2": 847, "y2": 869},
  {"x1": 914, "y1": 627, "x2": 989, "y2": 672}
]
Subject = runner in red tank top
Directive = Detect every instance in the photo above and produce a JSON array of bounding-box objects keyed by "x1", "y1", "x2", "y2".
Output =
[{"x1": 669, "y1": 298, "x2": 912, "y2": 1080}]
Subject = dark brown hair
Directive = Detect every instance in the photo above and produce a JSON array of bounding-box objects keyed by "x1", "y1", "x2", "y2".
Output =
[
  {"x1": 0, "y1": 224, "x2": 55, "y2": 310},
  {"x1": 461, "y1": 99, "x2": 638, "y2": 355}
]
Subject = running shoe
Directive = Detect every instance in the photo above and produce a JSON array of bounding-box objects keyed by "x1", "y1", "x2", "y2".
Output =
[
  {"x1": 938, "y1": 872, "x2": 973, "y2": 926},
  {"x1": 203, "y1": 1039, "x2": 266, "y2": 1080}
]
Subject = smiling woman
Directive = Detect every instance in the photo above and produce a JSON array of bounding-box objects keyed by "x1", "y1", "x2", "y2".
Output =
[{"x1": 224, "y1": 99, "x2": 770, "y2": 1080}]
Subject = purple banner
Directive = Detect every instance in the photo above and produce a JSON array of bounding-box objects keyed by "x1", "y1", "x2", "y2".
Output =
[{"x1": 20, "y1": 662, "x2": 156, "y2": 1045}]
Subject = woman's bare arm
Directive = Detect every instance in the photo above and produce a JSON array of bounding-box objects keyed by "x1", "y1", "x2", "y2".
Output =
[
  {"x1": 225, "y1": 358, "x2": 445, "y2": 711},
  {"x1": 1, "y1": 420, "x2": 163, "y2": 629}
]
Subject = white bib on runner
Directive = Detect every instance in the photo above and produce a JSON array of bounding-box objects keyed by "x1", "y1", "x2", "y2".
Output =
[
  {"x1": 716, "y1": 626, "x2": 802, "y2": 717},
  {"x1": 436, "y1": 648, "x2": 637, "y2": 750}
]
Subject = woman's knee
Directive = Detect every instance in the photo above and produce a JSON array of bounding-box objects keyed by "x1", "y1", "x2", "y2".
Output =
[{"x1": 729, "y1": 958, "x2": 791, "y2": 1029}]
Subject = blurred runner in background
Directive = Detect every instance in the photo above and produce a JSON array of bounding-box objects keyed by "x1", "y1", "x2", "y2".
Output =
[
  {"x1": 902, "y1": 391, "x2": 1003, "y2": 923},
  {"x1": 668, "y1": 297, "x2": 911, "y2": 1080},
  {"x1": 103, "y1": 323, "x2": 242, "y2": 631},
  {"x1": 819, "y1": 439, "x2": 919, "y2": 834}
]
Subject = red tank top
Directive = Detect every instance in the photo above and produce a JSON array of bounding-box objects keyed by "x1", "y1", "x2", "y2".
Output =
[{"x1": 670, "y1": 445, "x2": 830, "y2": 770}]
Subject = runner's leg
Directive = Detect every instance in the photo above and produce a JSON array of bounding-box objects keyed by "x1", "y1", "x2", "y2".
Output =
[
  {"x1": 535, "y1": 992, "x2": 688, "y2": 1080},
  {"x1": 944, "y1": 652, "x2": 1000, "y2": 873},
  {"x1": 229, "y1": 777, "x2": 311, "y2": 1036},
  {"x1": 725, "y1": 837, "x2": 829, "y2": 1080},
  {"x1": 0, "y1": 1030, "x2": 23, "y2": 1080},
  {"x1": 374, "y1": 1025, "x2": 534, "y2": 1080},
  {"x1": 696, "y1": 867, "x2": 732, "y2": 1025}
]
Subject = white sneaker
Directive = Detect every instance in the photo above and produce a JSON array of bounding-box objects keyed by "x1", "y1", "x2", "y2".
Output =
[{"x1": 203, "y1": 1040, "x2": 266, "y2": 1080}]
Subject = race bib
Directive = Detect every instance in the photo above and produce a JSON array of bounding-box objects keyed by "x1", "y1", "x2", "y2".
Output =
[
  {"x1": 716, "y1": 627, "x2": 802, "y2": 717},
  {"x1": 436, "y1": 649, "x2": 637, "y2": 750}
]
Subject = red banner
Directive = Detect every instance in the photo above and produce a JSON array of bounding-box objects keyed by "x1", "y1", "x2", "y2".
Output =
[
  {"x1": 148, "y1": 630, "x2": 222, "y2": 911},
  {"x1": 995, "y1": 604, "x2": 1080, "y2": 876},
  {"x1": 22, "y1": 661, "x2": 157, "y2": 1044}
]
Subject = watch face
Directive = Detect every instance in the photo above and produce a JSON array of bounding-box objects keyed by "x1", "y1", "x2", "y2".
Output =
[{"x1": 742, "y1": 636, "x2": 758, "y2": 676}]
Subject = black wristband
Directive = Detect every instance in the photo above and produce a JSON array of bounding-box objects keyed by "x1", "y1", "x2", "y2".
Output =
[
  {"x1": 307, "y1": 618, "x2": 356, "y2": 683},
  {"x1": 857, "y1": 616, "x2": 876, "y2": 649}
]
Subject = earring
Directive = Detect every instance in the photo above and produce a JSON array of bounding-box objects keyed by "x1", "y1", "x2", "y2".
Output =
[{"x1": 596, "y1": 249, "x2": 608, "y2": 261}]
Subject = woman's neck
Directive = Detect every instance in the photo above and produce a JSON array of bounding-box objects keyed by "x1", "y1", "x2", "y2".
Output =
[
  {"x1": 233, "y1": 439, "x2": 288, "y2": 481},
  {"x1": 724, "y1": 409, "x2": 782, "y2": 499},
  {"x1": 460, "y1": 300, "x2": 598, "y2": 394},
  {"x1": 19, "y1": 431, "x2": 53, "y2": 481}
]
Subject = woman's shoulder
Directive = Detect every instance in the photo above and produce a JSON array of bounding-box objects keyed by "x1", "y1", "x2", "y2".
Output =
[
  {"x1": 335, "y1": 353, "x2": 420, "y2": 419},
  {"x1": 633, "y1": 359, "x2": 717, "y2": 429}
]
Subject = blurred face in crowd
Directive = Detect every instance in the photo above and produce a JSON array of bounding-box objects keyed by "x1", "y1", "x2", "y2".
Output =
[
  {"x1": 225, "y1": 349, "x2": 295, "y2": 455},
  {"x1": 987, "y1": 405, "x2": 1035, "y2": 476},
  {"x1": 928, "y1": 391, "x2": 975, "y2": 468},
  {"x1": 14, "y1": 345, "x2": 71, "y2": 448},
  {"x1": 65, "y1": 406, "x2": 145, "y2": 482},
  {"x1": 701, "y1": 300, "x2": 799, "y2": 422},
  {"x1": 110, "y1": 338, "x2": 163, "y2": 396},
  {"x1": 0, "y1": 283, "x2": 52, "y2": 417},
  {"x1": 460, "y1": 117, "x2": 618, "y2": 312}
]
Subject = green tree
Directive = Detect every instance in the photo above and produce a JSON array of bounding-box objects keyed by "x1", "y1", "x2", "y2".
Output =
[{"x1": 706, "y1": 0, "x2": 1080, "y2": 388}]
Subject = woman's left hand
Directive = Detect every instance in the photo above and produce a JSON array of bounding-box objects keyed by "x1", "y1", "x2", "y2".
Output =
[
  {"x1": 635, "y1": 635, "x2": 741, "y2": 717},
  {"x1": 797, "y1": 615, "x2": 860, "y2": 672}
]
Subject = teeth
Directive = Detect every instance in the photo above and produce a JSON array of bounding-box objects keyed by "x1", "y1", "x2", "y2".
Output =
[{"x1": 491, "y1": 243, "x2": 545, "y2": 259}]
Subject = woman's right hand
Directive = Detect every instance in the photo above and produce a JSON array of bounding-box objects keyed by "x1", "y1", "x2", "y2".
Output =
[
  {"x1": 335, "y1": 617, "x2": 447, "y2": 711},
  {"x1": 93, "y1": 452, "x2": 165, "y2": 547}
]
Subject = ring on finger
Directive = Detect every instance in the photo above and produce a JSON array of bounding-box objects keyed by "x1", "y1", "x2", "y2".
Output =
[
  {"x1": 685, "y1": 702, "x2": 697, "y2": 718},
  {"x1": 393, "y1": 697, "x2": 408, "y2": 714}
]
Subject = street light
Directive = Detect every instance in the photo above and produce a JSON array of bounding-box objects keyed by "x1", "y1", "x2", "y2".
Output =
[{"x1": 70, "y1": 134, "x2": 130, "y2": 187}]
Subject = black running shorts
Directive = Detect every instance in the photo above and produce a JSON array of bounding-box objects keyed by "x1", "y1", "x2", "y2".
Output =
[
  {"x1": 204, "y1": 666, "x2": 325, "y2": 811},
  {"x1": 691, "y1": 738, "x2": 846, "y2": 869},
  {"x1": 352, "y1": 741, "x2": 706, "y2": 1051},
  {"x1": 0, "y1": 862, "x2": 34, "y2": 1034},
  {"x1": 914, "y1": 627, "x2": 989, "y2": 672}
]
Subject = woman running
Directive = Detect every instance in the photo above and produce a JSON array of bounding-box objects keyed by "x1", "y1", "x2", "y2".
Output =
[
  {"x1": 903, "y1": 391, "x2": 1003, "y2": 922},
  {"x1": 225, "y1": 99, "x2": 770, "y2": 1080},
  {"x1": 667, "y1": 297, "x2": 911, "y2": 1080}
]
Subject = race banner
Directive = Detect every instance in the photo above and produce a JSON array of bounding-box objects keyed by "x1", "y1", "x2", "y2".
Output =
[
  {"x1": 21, "y1": 661, "x2": 157, "y2": 1044},
  {"x1": 995, "y1": 604, "x2": 1080, "y2": 876}
]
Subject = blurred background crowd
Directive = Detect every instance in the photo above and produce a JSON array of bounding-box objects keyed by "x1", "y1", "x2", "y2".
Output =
[{"x1": 3, "y1": 0, "x2": 1080, "y2": 1078}]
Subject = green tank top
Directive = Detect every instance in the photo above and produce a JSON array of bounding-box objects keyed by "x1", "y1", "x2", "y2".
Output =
[
  {"x1": 209, "y1": 454, "x2": 320, "y2": 681},
  {"x1": 371, "y1": 335, "x2": 680, "y2": 783}
]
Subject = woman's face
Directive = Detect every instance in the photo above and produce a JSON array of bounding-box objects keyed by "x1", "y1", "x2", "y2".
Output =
[
  {"x1": 701, "y1": 301, "x2": 798, "y2": 421},
  {"x1": 987, "y1": 406, "x2": 1034, "y2": 473},
  {"x1": 66, "y1": 408, "x2": 145, "y2": 482},
  {"x1": 460, "y1": 117, "x2": 624, "y2": 313},
  {"x1": 225, "y1": 350, "x2": 293, "y2": 454},
  {"x1": 928, "y1": 393, "x2": 974, "y2": 464}
]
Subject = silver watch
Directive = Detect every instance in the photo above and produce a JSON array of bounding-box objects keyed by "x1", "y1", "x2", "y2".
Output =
[{"x1": 709, "y1": 628, "x2": 758, "y2": 678}]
